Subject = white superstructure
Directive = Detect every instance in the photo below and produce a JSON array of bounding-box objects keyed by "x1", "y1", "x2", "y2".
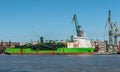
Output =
[
  {"x1": 67, "y1": 34, "x2": 92, "y2": 48},
  {"x1": 67, "y1": 14, "x2": 93, "y2": 48}
]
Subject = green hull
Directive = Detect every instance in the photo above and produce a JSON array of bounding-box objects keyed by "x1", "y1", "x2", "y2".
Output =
[
  {"x1": 5, "y1": 48, "x2": 57, "y2": 53},
  {"x1": 5, "y1": 47, "x2": 95, "y2": 54},
  {"x1": 57, "y1": 48, "x2": 94, "y2": 53}
]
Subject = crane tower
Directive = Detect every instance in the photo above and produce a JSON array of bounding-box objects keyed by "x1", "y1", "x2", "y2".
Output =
[{"x1": 72, "y1": 14, "x2": 83, "y2": 37}]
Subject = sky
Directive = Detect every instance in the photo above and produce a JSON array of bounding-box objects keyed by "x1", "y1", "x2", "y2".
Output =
[{"x1": 0, "y1": 0, "x2": 120, "y2": 42}]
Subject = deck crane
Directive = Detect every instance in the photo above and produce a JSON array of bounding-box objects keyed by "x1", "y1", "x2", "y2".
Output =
[
  {"x1": 32, "y1": 31, "x2": 44, "y2": 43},
  {"x1": 72, "y1": 14, "x2": 83, "y2": 37}
]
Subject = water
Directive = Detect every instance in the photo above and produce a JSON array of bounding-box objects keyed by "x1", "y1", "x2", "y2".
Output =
[{"x1": 0, "y1": 55, "x2": 120, "y2": 72}]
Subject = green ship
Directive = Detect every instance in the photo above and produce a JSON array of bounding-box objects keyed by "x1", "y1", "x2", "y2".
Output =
[{"x1": 5, "y1": 14, "x2": 95, "y2": 55}]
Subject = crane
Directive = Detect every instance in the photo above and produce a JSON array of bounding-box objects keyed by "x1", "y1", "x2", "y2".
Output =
[
  {"x1": 32, "y1": 31, "x2": 44, "y2": 43},
  {"x1": 108, "y1": 10, "x2": 114, "y2": 47},
  {"x1": 105, "y1": 10, "x2": 114, "y2": 53},
  {"x1": 72, "y1": 14, "x2": 83, "y2": 37},
  {"x1": 105, "y1": 10, "x2": 120, "y2": 53},
  {"x1": 113, "y1": 23, "x2": 119, "y2": 46},
  {"x1": 113, "y1": 22, "x2": 120, "y2": 52}
]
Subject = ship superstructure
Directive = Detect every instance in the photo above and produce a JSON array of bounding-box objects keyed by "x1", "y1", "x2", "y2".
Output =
[{"x1": 67, "y1": 14, "x2": 93, "y2": 48}]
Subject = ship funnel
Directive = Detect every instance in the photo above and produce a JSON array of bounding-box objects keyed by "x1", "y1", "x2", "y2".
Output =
[{"x1": 40, "y1": 37, "x2": 44, "y2": 43}]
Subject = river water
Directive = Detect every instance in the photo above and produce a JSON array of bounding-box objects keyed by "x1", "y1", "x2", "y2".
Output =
[{"x1": 0, "y1": 55, "x2": 120, "y2": 72}]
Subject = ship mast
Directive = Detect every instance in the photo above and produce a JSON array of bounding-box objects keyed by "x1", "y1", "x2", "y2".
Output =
[{"x1": 72, "y1": 14, "x2": 83, "y2": 37}]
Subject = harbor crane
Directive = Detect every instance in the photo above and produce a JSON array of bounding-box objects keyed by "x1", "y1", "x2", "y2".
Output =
[
  {"x1": 113, "y1": 22, "x2": 120, "y2": 52},
  {"x1": 72, "y1": 14, "x2": 83, "y2": 37},
  {"x1": 106, "y1": 10, "x2": 120, "y2": 53},
  {"x1": 108, "y1": 10, "x2": 114, "y2": 52},
  {"x1": 106, "y1": 10, "x2": 114, "y2": 52},
  {"x1": 113, "y1": 23, "x2": 119, "y2": 47}
]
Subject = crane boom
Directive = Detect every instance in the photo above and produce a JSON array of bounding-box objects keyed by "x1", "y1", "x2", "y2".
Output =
[
  {"x1": 113, "y1": 23, "x2": 119, "y2": 33},
  {"x1": 32, "y1": 31, "x2": 44, "y2": 43},
  {"x1": 32, "y1": 31, "x2": 40, "y2": 37},
  {"x1": 72, "y1": 14, "x2": 82, "y2": 36}
]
